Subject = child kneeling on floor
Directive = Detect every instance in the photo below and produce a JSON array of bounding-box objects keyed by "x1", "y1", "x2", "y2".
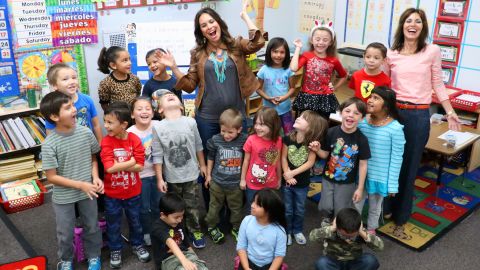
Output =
[
  {"x1": 152, "y1": 193, "x2": 209, "y2": 270},
  {"x1": 309, "y1": 207, "x2": 383, "y2": 270}
]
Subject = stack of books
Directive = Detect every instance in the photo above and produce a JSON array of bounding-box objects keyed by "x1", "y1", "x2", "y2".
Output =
[
  {"x1": 0, "y1": 115, "x2": 46, "y2": 153},
  {"x1": 1, "y1": 179, "x2": 41, "y2": 201},
  {"x1": 0, "y1": 154, "x2": 38, "y2": 183}
]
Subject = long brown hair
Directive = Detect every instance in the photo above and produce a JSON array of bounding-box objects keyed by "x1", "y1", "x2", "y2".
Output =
[
  {"x1": 391, "y1": 8, "x2": 429, "y2": 53},
  {"x1": 193, "y1": 8, "x2": 235, "y2": 55},
  {"x1": 252, "y1": 107, "x2": 281, "y2": 141},
  {"x1": 310, "y1": 27, "x2": 337, "y2": 57},
  {"x1": 289, "y1": 110, "x2": 328, "y2": 146}
]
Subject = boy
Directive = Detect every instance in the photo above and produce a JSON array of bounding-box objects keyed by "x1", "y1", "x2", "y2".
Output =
[
  {"x1": 152, "y1": 89, "x2": 207, "y2": 248},
  {"x1": 310, "y1": 208, "x2": 383, "y2": 270},
  {"x1": 40, "y1": 91, "x2": 103, "y2": 270},
  {"x1": 45, "y1": 63, "x2": 103, "y2": 142},
  {"x1": 152, "y1": 193, "x2": 209, "y2": 270},
  {"x1": 204, "y1": 108, "x2": 247, "y2": 244},
  {"x1": 348, "y1": 42, "x2": 391, "y2": 103}
]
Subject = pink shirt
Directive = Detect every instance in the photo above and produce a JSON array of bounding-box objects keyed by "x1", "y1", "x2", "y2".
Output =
[{"x1": 384, "y1": 44, "x2": 449, "y2": 104}]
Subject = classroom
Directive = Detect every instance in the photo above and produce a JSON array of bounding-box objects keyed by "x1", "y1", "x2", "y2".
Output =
[{"x1": 1, "y1": 0, "x2": 480, "y2": 269}]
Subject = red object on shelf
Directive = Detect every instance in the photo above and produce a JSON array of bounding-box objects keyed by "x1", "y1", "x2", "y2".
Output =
[
  {"x1": 0, "y1": 179, "x2": 46, "y2": 214},
  {"x1": 449, "y1": 90, "x2": 480, "y2": 112},
  {"x1": 432, "y1": 86, "x2": 461, "y2": 104}
]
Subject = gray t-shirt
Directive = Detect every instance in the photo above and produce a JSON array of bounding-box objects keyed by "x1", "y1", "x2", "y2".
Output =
[
  {"x1": 197, "y1": 57, "x2": 246, "y2": 121},
  {"x1": 151, "y1": 116, "x2": 203, "y2": 183},
  {"x1": 207, "y1": 133, "x2": 247, "y2": 188},
  {"x1": 42, "y1": 125, "x2": 100, "y2": 204}
]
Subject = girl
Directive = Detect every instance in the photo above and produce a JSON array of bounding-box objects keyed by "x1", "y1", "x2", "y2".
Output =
[
  {"x1": 127, "y1": 97, "x2": 162, "y2": 246},
  {"x1": 236, "y1": 189, "x2": 287, "y2": 270},
  {"x1": 241, "y1": 107, "x2": 282, "y2": 208},
  {"x1": 257, "y1": 37, "x2": 296, "y2": 135},
  {"x1": 356, "y1": 86, "x2": 405, "y2": 235},
  {"x1": 282, "y1": 110, "x2": 328, "y2": 245},
  {"x1": 290, "y1": 23, "x2": 348, "y2": 120},
  {"x1": 97, "y1": 46, "x2": 142, "y2": 111}
]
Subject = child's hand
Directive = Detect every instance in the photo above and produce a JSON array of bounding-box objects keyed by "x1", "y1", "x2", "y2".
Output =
[
  {"x1": 293, "y1": 39, "x2": 303, "y2": 48},
  {"x1": 204, "y1": 175, "x2": 211, "y2": 188},
  {"x1": 80, "y1": 182, "x2": 99, "y2": 200},
  {"x1": 283, "y1": 170, "x2": 295, "y2": 181},
  {"x1": 331, "y1": 217, "x2": 337, "y2": 232},
  {"x1": 199, "y1": 165, "x2": 207, "y2": 178},
  {"x1": 308, "y1": 141, "x2": 321, "y2": 153},
  {"x1": 269, "y1": 96, "x2": 279, "y2": 105},
  {"x1": 92, "y1": 177, "x2": 104, "y2": 194},
  {"x1": 157, "y1": 180, "x2": 168, "y2": 193},
  {"x1": 240, "y1": 179, "x2": 246, "y2": 190},
  {"x1": 181, "y1": 259, "x2": 198, "y2": 270},
  {"x1": 286, "y1": 178, "x2": 297, "y2": 186},
  {"x1": 352, "y1": 188, "x2": 363, "y2": 203},
  {"x1": 328, "y1": 82, "x2": 334, "y2": 91}
]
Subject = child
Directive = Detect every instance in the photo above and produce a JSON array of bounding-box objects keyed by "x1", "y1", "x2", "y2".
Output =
[
  {"x1": 240, "y1": 107, "x2": 282, "y2": 208},
  {"x1": 348, "y1": 43, "x2": 391, "y2": 103},
  {"x1": 236, "y1": 188, "x2": 287, "y2": 270},
  {"x1": 151, "y1": 89, "x2": 207, "y2": 249},
  {"x1": 127, "y1": 97, "x2": 162, "y2": 246},
  {"x1": 309, "y1": 98, "x2": 371, "y2": 223},
  {"x1": 100, "y1": 102, "x2": 150, "y2": 268},
  {"x1": 290, "y1": 23, "x2": 347, "y2": 120},
  {"x1": 45, "y1": 63, "x2": 103, "y2": 142},
  {"x1": 97, "y1": 46, "x2": 142, "y2": 111},
  {"x1": 256, "y1": 37, "x2": 296, "y2": 135},
  {"x1": 282, "y1": 110, "x2": 328, "y2": 246},
  {"x1": 204, "y1": 108, "x2": 248, "y2": 244},
  {"x1": 40, "y1": 91, "x2": 103, "y2": 270},
  {"x1": 151, "y1": 193, "x2": 209, "y2": 270},
  {"x1": 356, "y1": 86, "x2": 405, "y2": 235},
  {"x1": 309, "y1": 208, "x2": 383, "y2": 270}
]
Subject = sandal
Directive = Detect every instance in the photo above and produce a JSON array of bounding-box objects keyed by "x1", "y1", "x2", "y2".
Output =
[{"x1": 392, "y1": 225, "x2": 412, "y2": 240}]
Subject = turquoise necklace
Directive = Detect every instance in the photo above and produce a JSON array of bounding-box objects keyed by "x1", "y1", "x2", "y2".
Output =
[{"x1": 208, "y1": 50, "x2": 227, "y2": 83}]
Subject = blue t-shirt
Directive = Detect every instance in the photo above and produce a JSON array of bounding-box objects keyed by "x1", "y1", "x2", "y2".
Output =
[
  {"x1": 141, "y1": 75, "x2": 177, "y2": 98},
  {"x1": 257, "y1": 65, "x2": 294, "y2": 115},
  {"x1": 45, "y1": 92, "x2": 98, "y2": 131}
]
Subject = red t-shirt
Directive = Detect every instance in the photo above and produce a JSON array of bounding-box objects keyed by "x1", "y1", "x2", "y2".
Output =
[
  {"x1": 101, "y1": 132, "x2": 145, "y2": 199},
  {"x1": 348, "y1": 68, "x2": 391, "y2": 103},
  {"x1": 298, "y1": 51, "x2": 347, "y2": 95},
  {"x1": 243, "y1": 134, "x2": 282, "y2": 190}
]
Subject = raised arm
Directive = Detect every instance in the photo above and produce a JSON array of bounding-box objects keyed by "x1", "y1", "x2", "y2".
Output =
[{"x1": 290, "y1": 39, "x2": 302, "y2": 72}]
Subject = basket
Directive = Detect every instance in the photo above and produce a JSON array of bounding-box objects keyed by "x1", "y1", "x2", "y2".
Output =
[
  {"x1": 450, "y1": 90, "x2": 480, "y2": 112},
  {"x1": 0, "y1": 179, "x2": 46, "y2": 214}
]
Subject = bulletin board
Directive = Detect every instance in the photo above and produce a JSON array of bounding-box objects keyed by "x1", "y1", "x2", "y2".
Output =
[
  {"x1": 94, "y1": 0, "x2": 222, "y2": 10},
  {"x1": 0, "y1": 0, "x2": 19, "y2": 98}
]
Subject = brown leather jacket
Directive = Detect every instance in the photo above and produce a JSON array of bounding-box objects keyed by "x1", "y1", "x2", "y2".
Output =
[{"x1": 175, "y1": 29, "x2": 265, "y2": 109}]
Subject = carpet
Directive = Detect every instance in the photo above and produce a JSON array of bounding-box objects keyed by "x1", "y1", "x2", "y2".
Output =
[{"x1": 378, "y1": 165, "x2": 480, "y2": 251}]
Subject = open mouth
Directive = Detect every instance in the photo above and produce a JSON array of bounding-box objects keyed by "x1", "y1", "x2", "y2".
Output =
[{"x1": 208, "y1": 29, "x2": 217, "y2": 39}]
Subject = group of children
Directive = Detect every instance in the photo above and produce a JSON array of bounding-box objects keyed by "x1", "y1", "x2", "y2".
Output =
[{"x1": 40, "y1": 18, "x2": 407, "y2": 270}]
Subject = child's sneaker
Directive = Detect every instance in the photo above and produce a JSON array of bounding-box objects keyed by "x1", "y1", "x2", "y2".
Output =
[
  {"x1": 57, "y1": 260, "x2": 73, "y2": 270},
  {"x1": 191, "y1": 231, "x2": 206, "y2": 248},
  {"x1": 231, "y1": 228, "x2": 239, "y2": 242},
  {"x1": 208, "y1": 227, "x2": 225, "y2": 244},
  {"x1": 87, "y1": 257, "x2": 101, "y2": 270},
  {"x1": 144, "y1": 234, "x2": 152, "y2": 246},
  {"x1": 109, "y1": 250, "x2": 122, "y2": 269},
  {"x1": 294, "y1": 232, "x2": 307, "y2": 245},
  {"x1": 287, "y1": 234, "x2": 292, "y2": 246},
  {"x1": 132, "y1": 245, "x2": 151, "y2": 263}
]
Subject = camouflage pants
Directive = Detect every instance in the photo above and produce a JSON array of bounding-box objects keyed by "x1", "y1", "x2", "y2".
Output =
[
  {"x1": 162, "y1": 249, "x2": 209, "y2": 270},
  {"x1": 168, "y1": 181, "x2": 201, "y2": 232}
]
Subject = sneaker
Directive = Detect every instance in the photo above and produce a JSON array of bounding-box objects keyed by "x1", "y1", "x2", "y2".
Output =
[
  {"x1": 132, "y1": 245, "x2": 151, "y2": 263},
  {"x1": 208, "y1": 227, "x2": 225, "y2": 244},
  {"x1": 294, "y1": 233, "x2": 307, "y2": 245},
  {"x1": 144, "y1": 234, "x2": 152, "y2": 246},
  {"x1": 110, "y1": 250, "x2": 122, "y2": 269},
  {"x1": 191, "y1": 231, "x2": 206, "y2": 248},
  {"x1": 57, "y1": 261, "x2": 73, "y2": 270},
  {"x1": 87, "y1": 257, "x2": 101, "y2": 270},
  {"x1": 231, "y1": 228, "x2": 239, "y2": 242},
  {"x1": 287, "y1": 234, "x2": 292, "y2": 246}
]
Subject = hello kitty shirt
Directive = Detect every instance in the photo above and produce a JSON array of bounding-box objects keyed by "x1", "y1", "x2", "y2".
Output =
[
  {"x1": 151, "y1": 116, "x2": 203, "y2": 183},
  {"x1": 244, "y1": 134, "x2": 282, "y2": 190}
]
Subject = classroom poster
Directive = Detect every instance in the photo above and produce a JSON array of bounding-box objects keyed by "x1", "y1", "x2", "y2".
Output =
[
  {"x1": 46, "y1": 0, "x2": 98, "y2": 47},
  {"x1": 0, "y1": 0, "x2": 19, "y2": 98},
  {"x1": 298, "y1": 0, "x2": 336, "y2": 33}
]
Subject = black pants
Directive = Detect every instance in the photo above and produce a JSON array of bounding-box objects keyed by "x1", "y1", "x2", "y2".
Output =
[{"x1": 239, "y1": 259, "x2": 273, "y2": 270}]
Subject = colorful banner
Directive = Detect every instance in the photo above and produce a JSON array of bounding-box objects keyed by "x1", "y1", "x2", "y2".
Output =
[
  {"x1": 46, "y1": 0, "x2": 98, "y2": 47},
  {"x1": 0, "y1": 0, "x2": 20, "y2": 98}
]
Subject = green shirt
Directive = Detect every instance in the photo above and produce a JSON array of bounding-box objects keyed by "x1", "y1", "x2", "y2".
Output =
[{"x1": 42, "y1": 125, "x2": 100, "y2": 204}]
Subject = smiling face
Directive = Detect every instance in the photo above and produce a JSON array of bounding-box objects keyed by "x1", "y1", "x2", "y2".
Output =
[
  {"x1": 104, "y1": 113, "x2": 127, "y2": 138},
  {"x1": 199, "y1": 13, "x2": 221, "y2": 45},
  {"x1": 146, "y1": 54, "x2": 166, "y2": 77},
  {"x1": 293, "y1": 114, "x2": 309, "y2": 132},
  {"x1": 254, "y1": 116, "x2": 272, "y2": 139},
  {"x1": 110, "y1": 50, "x2": 131, "y2": 75},
  {"x1": 311, "y1": 29, "x2": 332, "y2": 56},
  {"x1": 340, "y1": 103, "x2": 363, "y2": 133},
  {"x1": 52, "y1": 68, "x2": 78, "y2": 97},
  {"x1": 366, "y1": 93, "x2": 385, "y2": 115},
  {"x1": 132, "y1": 99, "x2": 153, "y2": 127},
  {"x1": 403, "y1": 12, "x2": 423, "y2": 42},
  {"x1": 52, "y1": 100, "x2": 77, "y2": 130},
  {"x1": 270, "y1": 45, "x2": 286, "y2": 68},
  {"x1": 220, "y1": 125, "x2": 242, "y2": 142},
  {"x1": 158, "y1": 93, "x2": 182, "y2": 114},
  {"x1": 363, "y1": 47, "x2": 384, "y2": 73}
]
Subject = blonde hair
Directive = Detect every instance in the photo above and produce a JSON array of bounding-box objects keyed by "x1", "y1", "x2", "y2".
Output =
[
  {"x1": 219, "y1": 108, "x2": 243, "y2": 129},
  {"x1": 47, "y1": 63, "x2": 75, "y2": 86}
]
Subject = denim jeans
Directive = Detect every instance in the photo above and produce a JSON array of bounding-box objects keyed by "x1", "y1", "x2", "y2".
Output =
[
  {"x1": 315, "y1": 254, "x2": 380, "y2": 270},
  {"x1": 279, "y1": 111, "x2": 294, "y2": 135},
  {"x1": 245, "y1": 187, "x2": 258, "y2": 213},
  {"x1": 140, "y1": 176, "x2": 163, "y2": 234},
  {"x1": 384, "y1": 108, "x2": 430, "y2": 225},
  {"x1": 105, "y1": 195, "x2": 143, "y2": 250},
  {"x1": 283, "y1": 185, "x2": 309, "y2": 234}
]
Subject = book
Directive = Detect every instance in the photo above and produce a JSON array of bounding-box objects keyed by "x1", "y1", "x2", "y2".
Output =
[
  {"x1": 7, "y1": 118, "x2": 29, "y2": 149},
  {"x1": 21, "y1": 118, "x2": 41, "y2": 145},
  {"x1": 14, "y1": 117, "x2": 36, "y2": 147},
  {"x1": 0, "y1": 123, "x2": 14, "y2": 151},
  {"x1": 29, "y1": 115, "x2": 47, "y2": 138},
  {"x1": 2, "y1": 120, "x2": 21, "y2": 150},
  {"x1": 24, "y1": 117, "x2": 45, "y2": 142},
  {"x1": 0, "y1": 136, "x2": 5, "y2": 153},
  {"x1": 0, "y1": 179, "x2": 40, "y2": 201}
]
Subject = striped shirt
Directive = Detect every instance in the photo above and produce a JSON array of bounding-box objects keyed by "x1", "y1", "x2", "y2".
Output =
[
  {"x1": 358, "y1": 118, "x2": 405, "y2": 196},
  {"x1": 42, "y1": 125, "x2": 100, "y2": 204}
]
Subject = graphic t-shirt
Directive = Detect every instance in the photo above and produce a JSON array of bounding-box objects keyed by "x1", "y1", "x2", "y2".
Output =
[
  {"x1": 348, "y1": 68, "x2": 391, "y2": 103},
  {"x1": 151, "y1": 218, "x2": 191, "y2": 269},
  {"x1": 45, "y1": 93, "x2": 98, "y2": 131},
  {"x1": 282, "y1": 135, "x2": 311, "y2": 188},
  {"x1": 257, "y1": 65, "x2": 294, "y2": 115},
  {"x1": 127, "y1": 120, "x2": 160, "y2": 178},
  {"x1": 321, "y1": 126, "x2": 370, "y2": 184},
  {"x1": 244, "y1": 134, "x2": 282, "y2": 190},
  {"x1": 298, "y1": 52, "x2": 347, "y2": 95}
]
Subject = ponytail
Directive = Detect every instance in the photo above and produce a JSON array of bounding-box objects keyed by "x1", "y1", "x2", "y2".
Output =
[{"x1": 97, "y1": 46, "x2": 125, "y2": 74}]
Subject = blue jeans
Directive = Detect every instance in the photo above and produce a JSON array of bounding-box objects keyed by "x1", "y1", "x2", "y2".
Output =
[
  {"x1": 283, "y1": 185, "x2": 309, "y2": 234},
  {"x1": 315, "y1": 254, "x2": 379, "y2": 270},
  {"x1": 140, "y1": 176, "x2": 163, "y2": 234},
  {"x1": 384, "y1": 108, "x2": 430, "y2": 225},
  {"x1": 245, "y1": 187, "x2": 258, "y2": 213},
  {"x1": 105, "y1": 195, "x2": 143, "y2": 250}
]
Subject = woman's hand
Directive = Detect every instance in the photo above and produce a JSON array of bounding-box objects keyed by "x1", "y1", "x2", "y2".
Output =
[
  {"x1": 156, "y1": 50, "x2": 177, "y2": 68},
  {"x1": 446, "y1": 113, "x2": 462, "y2": 131},
  {"x1": 240, "y1": 0, "x2": 250, "y2": 21}
]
